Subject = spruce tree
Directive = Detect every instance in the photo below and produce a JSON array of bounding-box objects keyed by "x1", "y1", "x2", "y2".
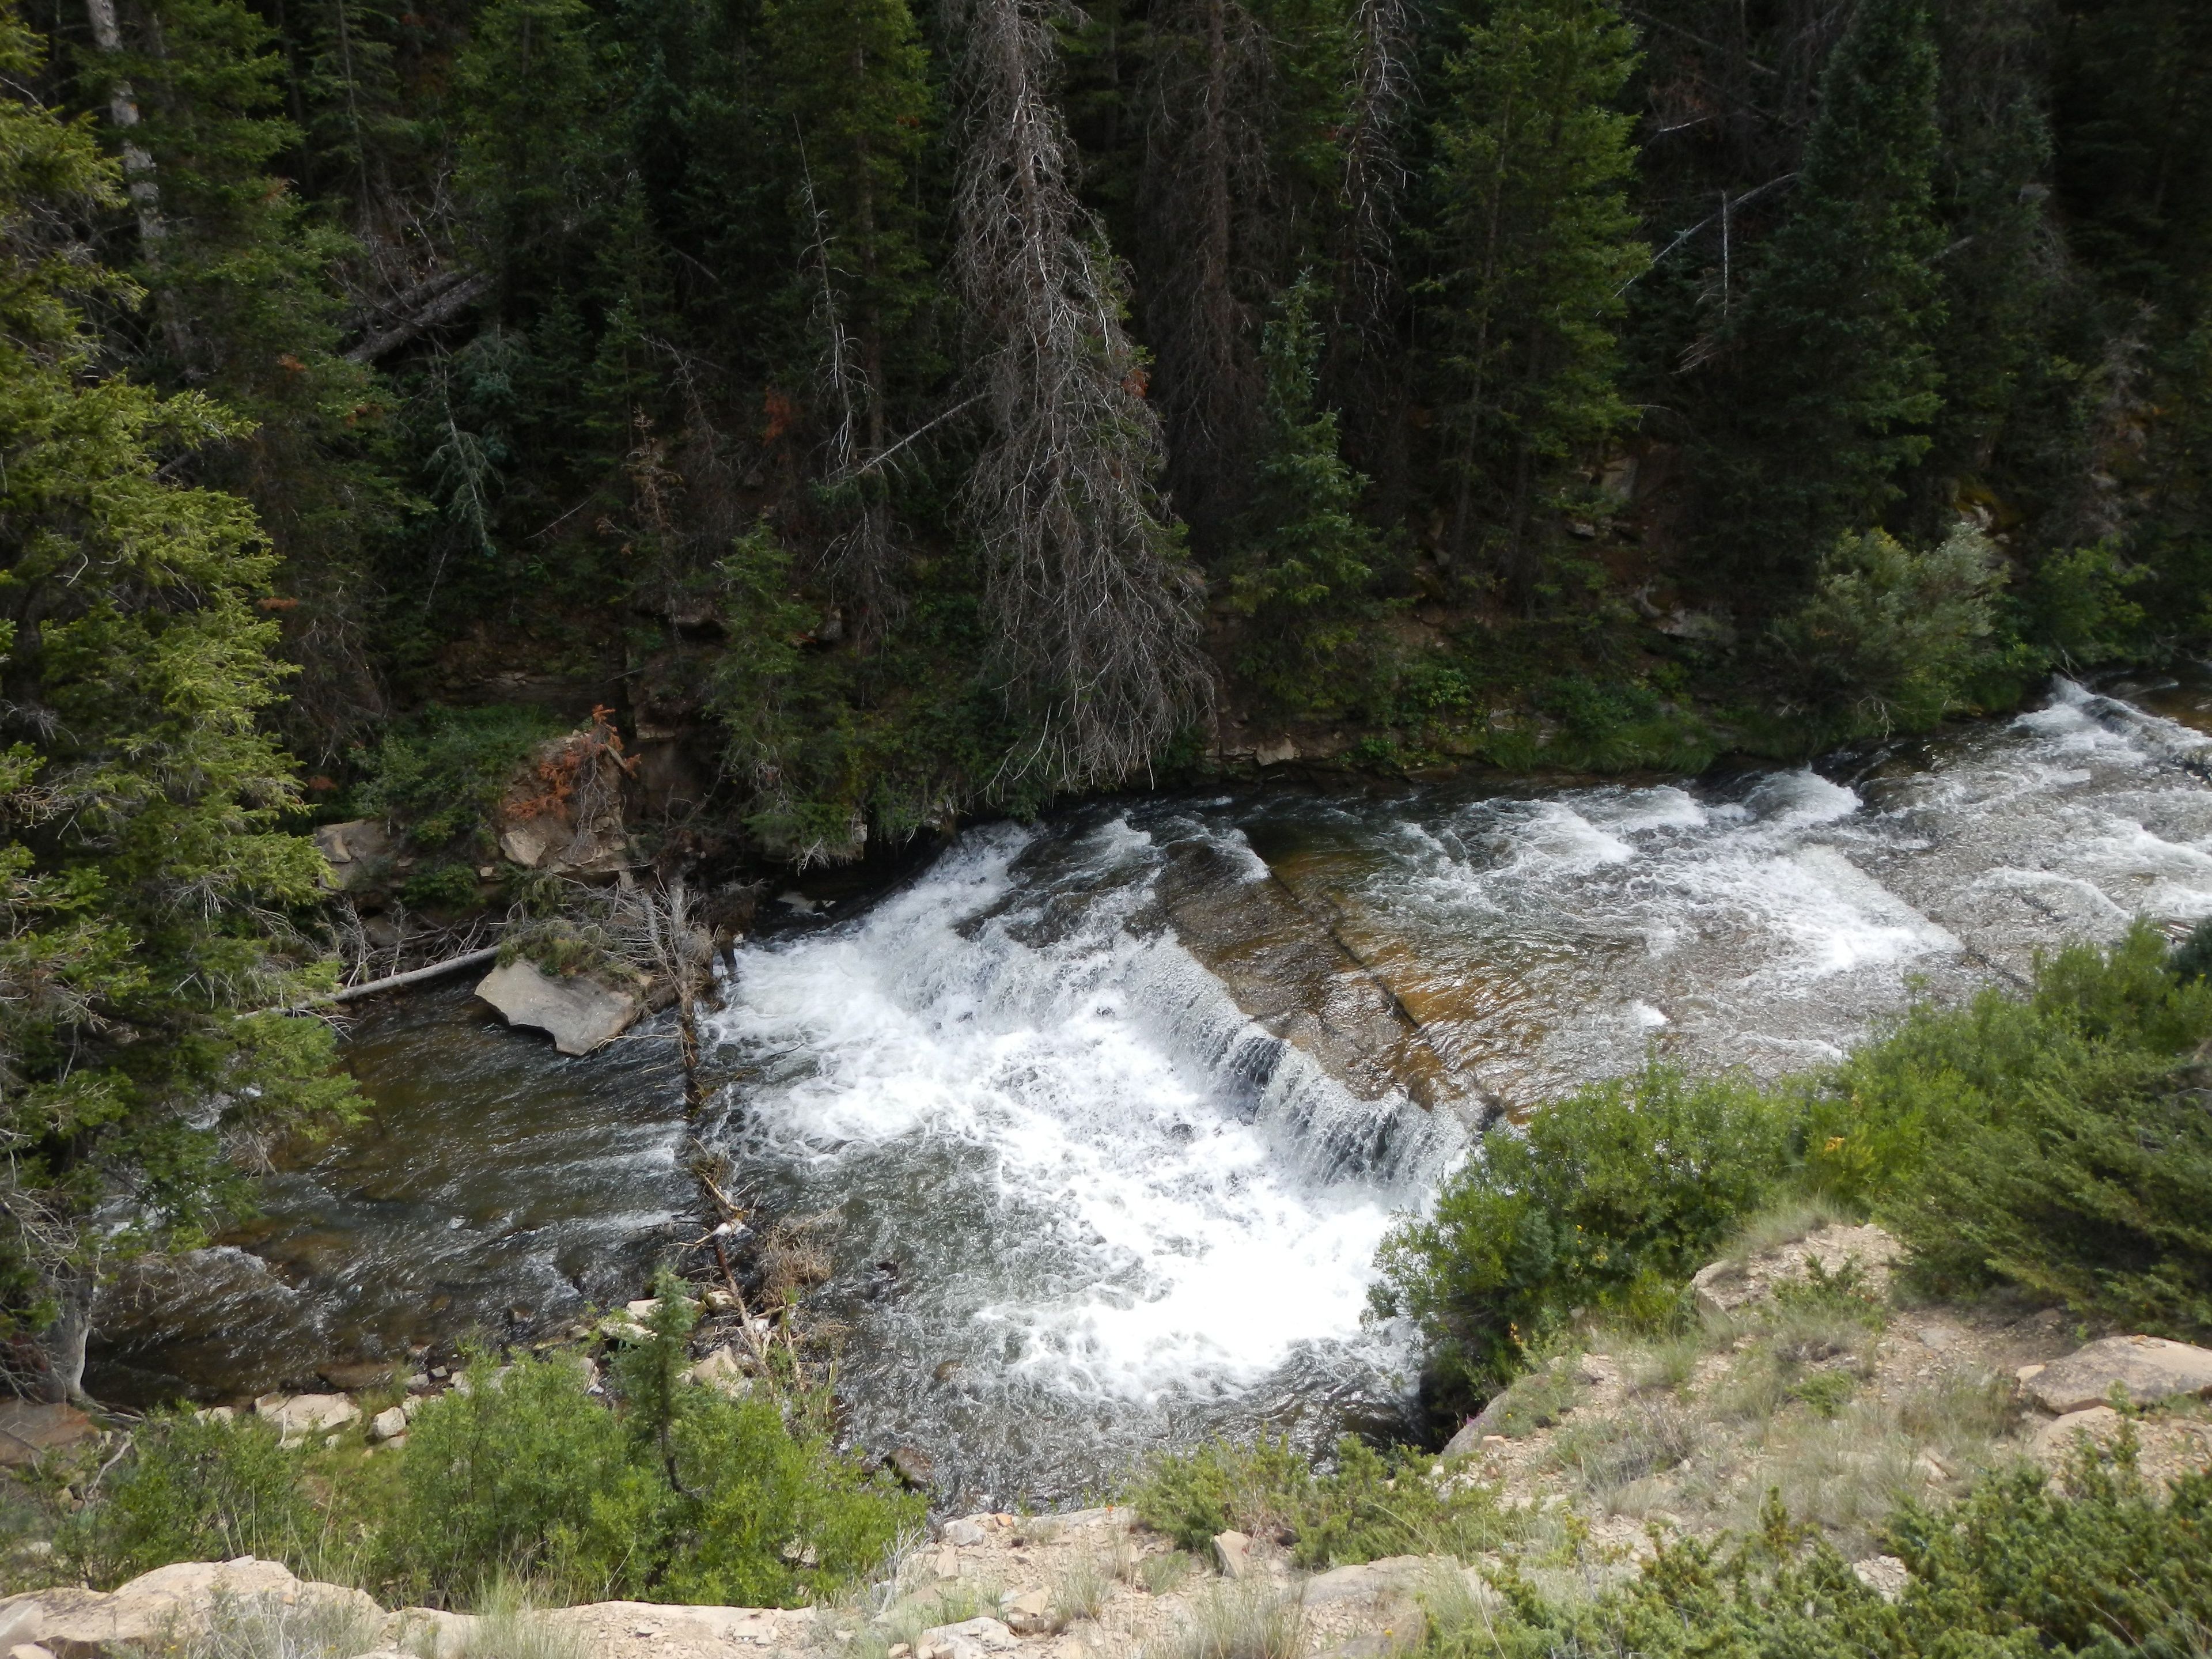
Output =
[
  {"x1": 1696, "y1": 0, "x2": 1946, "y2": 585},
  {"x1": 0, "y1": 5, "x2": 355, "y2": 1394},
  {"x1": 1230, "y1": 275, "x2": 1378, "y2": 708},
  {"x1": 79, "y1": 0, "x2": 402, "y2": 759},
  {"x1": 1423, "y1": 0, "x2": 1646, "y2": 604}
]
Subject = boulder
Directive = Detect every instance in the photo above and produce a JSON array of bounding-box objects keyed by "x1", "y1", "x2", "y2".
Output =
[
  {"x1": 2024, "y1": 1336, "x2": 2212, "y2": 1414},
  {"x1": 368, "y1": 1406, "x2": 408, "y2": 1443},
  {"x1": 941, "y1": 1518, "x2": 987, "y2": 1548},
  {"x1": 1000, "y1": 1588, "x2": 1052, "y2": 1635},
  {"x1": 312, "y1": 820, "x2": 391, "y2": 891},
  {"x1": 1851, "y1": 1556, "x2": 1909, "y2": 1603},
  {"x1": 258, "y1": 1393, "x2": 359, "y2": 1446},
  {"x1": 1213, "y1": 1530, "x2": 1253, "y2": 1580},
  {"x1": 1442, "y1": 1393, "x2": 1521, "y2": 1461},
  {"x1": 0, "y1": 1557, "x2": 381, "y2": 1657},
  {"x1": 685, "y1": 1346, "x2": 752, "y2": 1397},
  {"x1": 888, "y1": 1446, "x2": 935, "y2": 1490},
  {"x1": 1690, "y1": 1224, "x2": 1903, "y2": 1319},
  {"x1": 474, "y1": 959, "x2": 641, "y2": 1056},
  {"x1": 493, "y1": 722, "x2": 636, "y2": 877},
  {"x1": 915, "y1": 1616, "x2": 1017, "y2": 1659},
  {"x1": 2030, "y1": 1404, "x2": 2124, "y2": 1462},
  {"x1": 389, "y1": 1607, "x2": 476, "y2": 1659},
  {"x1": 317, "y1": 1359, "x2": 395, "y2": 1392},
  {"x1": 0, "y1": 1402, "x2": 94, "y2": 1468}
]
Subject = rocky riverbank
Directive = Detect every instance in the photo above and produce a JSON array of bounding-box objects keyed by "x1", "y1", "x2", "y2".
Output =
[{"x1": 10, "y1": 1222, "x2": 2211, "y2": 1659}]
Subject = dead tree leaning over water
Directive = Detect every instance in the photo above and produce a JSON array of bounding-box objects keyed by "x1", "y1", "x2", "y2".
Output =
[{"x1": 946, "y1": 0, "x2": 1213, "y2": 790}]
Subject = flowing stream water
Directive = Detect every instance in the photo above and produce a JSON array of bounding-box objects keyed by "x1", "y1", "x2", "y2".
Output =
[{"x1": 90, "y1": 673, "x2": 2212, "y2": 1508}]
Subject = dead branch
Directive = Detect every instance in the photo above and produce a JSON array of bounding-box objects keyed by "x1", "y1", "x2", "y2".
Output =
[{"x1": 344, "y1": 272, "x2": 491, "y2": 363}]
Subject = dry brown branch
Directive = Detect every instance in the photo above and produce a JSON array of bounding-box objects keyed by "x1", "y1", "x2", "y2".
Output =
[{"x1": 947, "y1": 0, "x2": 1212, "y2": 789}]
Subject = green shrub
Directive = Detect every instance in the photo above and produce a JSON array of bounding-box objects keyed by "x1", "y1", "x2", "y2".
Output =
[
  {"x1": 1805, "y1": 921, "x2": 2212, "y2": 1335},
  {"x1": 1131, "y1": 1437, "x2": 1514, "y2": 1570},
  {"x1": 1419, "y1": 1440, "x2": 2212, "y2": 1659},
  {"x1": 357, "y1": 703, "x2": 564, "y2": 847},
  {"x1": 382, "y1": 1281, "x2": 920, "y2": 1606},
  {"x1": 400, "y1": 862, "x2": 485, "y2": 911},
  {"x1": 1373, "y1": 1063, "x2": 1796, "y2": 1409},
  {"x1": 1766, "y1": 523, "x2": 2005, "y2": 744},
  {"x1": 381, "y1": 1351, "x2": 668, "y2": 1603},
  {"x1": 55, "y1": 1412, "x2": 315, "y2": 1589}
]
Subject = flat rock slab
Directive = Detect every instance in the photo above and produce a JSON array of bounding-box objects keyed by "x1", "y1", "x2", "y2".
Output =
[
  {"x1": 0, "y1": 1556, "x2": 381, "y2": 1657},
  {"x1": 475, "y1": 959, "x2": 641, "y2": 1055},
  {"x1": 0, "y1": 1402, "x2": 94, "y2": 1467},
  {"x1": 2025, "y1": 1335, "x2": 2212, "y2": 1414}
]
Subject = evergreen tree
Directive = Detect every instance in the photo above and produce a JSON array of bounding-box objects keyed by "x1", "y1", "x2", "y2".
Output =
[
  {"x1": 764, "y1": 0, "x2": 937, "y2": 615},
  {"x1": 1423, "y1": 0, "x2": 1646, "y2": 604},
  {"x1": 0, "y1": 5, "x2": 355, "y2": 1394},
  {"x1": 1694, "y1": 0, "x2": 1946, "y2": 585},
  {"x1": 1230, "y1": 275, "x2": 1378, "y2": 708},
  {"x1": 79, "y1": 0, "x2": 402, "y2": 759},
  {"x1": 1918, "y1": 0, "x2": 2061, "y2": 513}
]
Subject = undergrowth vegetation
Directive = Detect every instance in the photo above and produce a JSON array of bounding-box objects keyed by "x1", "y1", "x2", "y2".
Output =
[
  {"x1": 1132, "y1": 1437, "x2": 1521, "y2": 1569},
  {"x1": 1377, "y1": 918, "x2": 2212, "y2": 1415},
  {"x1": 45, "y1": 1279, "x2": 919, "y2": 1608},
  {"x1": 1418, "y1": 1441, "x2": 2212, "y2": 1659}
]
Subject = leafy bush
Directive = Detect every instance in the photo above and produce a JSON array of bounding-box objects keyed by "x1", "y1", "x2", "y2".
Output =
[
  {"x1": 357, "y1": 703, "x2": 565, "y2": 847},
  {"x1": 1418, "y1": 1441, "x2": 2212, "y2": 1659},
  {"x1": 1386, "y1": 922, "x2": 2212, "y2": 1428},
  {"x1": 1131, "y1": 1437, "x2": 1514, "y2": 1569},
  {"x1": 1809, "y1": 921, "x2": 2212, "y2": 1335},
  {"x1": 58, "y1": 1285, "x2": 917, "y2": 1609},
  {"x1": 56, "y1": 1412, "x2": 315, "y2": 1588},
  {"x1": 399, "y1": 862, "x2": 485, "y2": 912},
  {"x1": 1767, "y1": 524, "x2": 2005, "y2": 744},
  {"x1": 383, "y1": 1283, "x2": 921, "y2": 1605},
  {"x1": 1373, "y1": 1063, "x2": 1796, "y2": 1408}
]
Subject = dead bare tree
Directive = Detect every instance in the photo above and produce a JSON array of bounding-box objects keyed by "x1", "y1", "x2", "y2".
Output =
[
  {"x1": 1139, "y1": 0, "x2": 1274, "y2": 541},
  {"x1": 946, "y1": 0, "x2": 1213, "y2": 789}
]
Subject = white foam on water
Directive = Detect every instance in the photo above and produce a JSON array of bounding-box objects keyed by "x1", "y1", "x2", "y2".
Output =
[{"x1": 709, "y1": 823, "x2": 1441, "y2": 1406}]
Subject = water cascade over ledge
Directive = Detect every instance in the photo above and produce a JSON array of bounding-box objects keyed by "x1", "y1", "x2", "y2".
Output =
[{"x1": 87, "y1": 672, "x2": 2212, "y2": 1506}]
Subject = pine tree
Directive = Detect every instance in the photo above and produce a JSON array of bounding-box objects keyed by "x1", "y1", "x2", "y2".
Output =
[
  {"x1": 74, "y1": 0, "x2": 401, "y2": 759},
  {"x1": 764, "y1": 0, "x2": 937, "y2": 615},
  {"x1": 1695, "y1": 0, "x2": 1946, "y2": 585},
  {"x1": 0, "y1": 4, "x2": 355, "y2": 1395},
  {"x1": 1423, "y1": 0, "x2": 1646, "y2": 604},
  {"x1": 1230, "y1": 275, "x2": 1379, "y2": 709},
  {"x1": 1918, "y1": 0, "x2": 2060, "y2": 510}
]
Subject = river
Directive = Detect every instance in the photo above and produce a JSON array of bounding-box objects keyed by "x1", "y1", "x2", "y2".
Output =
[{"x1": 88, "y1": 673, "x2": 2212, "y2": 1509}]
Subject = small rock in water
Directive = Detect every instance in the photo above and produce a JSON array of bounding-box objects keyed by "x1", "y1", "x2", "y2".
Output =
[
  {"x1": 934, "y1": 1358, "x2": 966, "y2": 1384},
  {"x1": 888, "y1": 1445, "x2": 935, "y2": 1490}
]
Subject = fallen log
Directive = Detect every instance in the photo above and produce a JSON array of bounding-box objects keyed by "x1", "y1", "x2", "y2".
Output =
[{"x1": 257, "y1": 946, "x2": 502, "y2": 1016}]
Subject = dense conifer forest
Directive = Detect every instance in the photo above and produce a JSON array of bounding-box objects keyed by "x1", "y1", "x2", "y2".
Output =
[{"x1": 1, "y1": 0, "x2": 2210, "y2": 1374}]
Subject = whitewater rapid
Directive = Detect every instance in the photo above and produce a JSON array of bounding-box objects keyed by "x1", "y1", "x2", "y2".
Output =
[
  {"x1": 700, "y1": 675, "x2": 2212, "y2": 1503},
  {"x1": 89, "y1": 672, "x2": 2212, "y2": 1506}
]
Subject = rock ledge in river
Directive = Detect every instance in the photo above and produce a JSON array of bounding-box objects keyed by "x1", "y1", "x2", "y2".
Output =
[{"x1": 475, "y1": 959, "x2": 641, "y2": 1055}]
